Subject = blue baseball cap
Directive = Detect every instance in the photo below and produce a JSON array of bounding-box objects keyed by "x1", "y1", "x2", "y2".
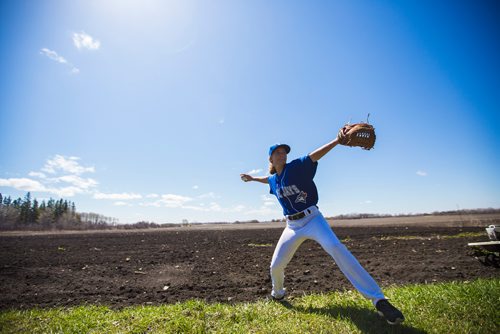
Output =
[{"x1": 269, "y1": 143, "x2": 291, "y2": 157}]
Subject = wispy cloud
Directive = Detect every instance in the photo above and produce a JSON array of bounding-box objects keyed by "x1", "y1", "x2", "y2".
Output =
[
  {"x1": 0, "y1": 178, "x2": 90, "y2": 197},
  {"x1": 40, "y1": 48, "x2": 67, "y2": 63},
  {"x1": 0, "y1": 178, "x2": 47, "y2": 192},
  {"x1": 197, "y1": 192, "x2": 218, "y2": 199},
  {"x1": 28, "y1": 171, "x2": 47, "y2": 179},
  {"x1": 42, "y1": 155, "x2": 95, "y2": 175},
  {"x1": 138, "y1": 191, "x2": 245, "y2": 214},
  {"x1": 416, "y1": 170, "x2": 428, "y2": 177},
  {"x1": 141, "y1": 194, "x2": 193, "y2": 208},
  {"x1": 49, "y1": 186, "x2": 85, "y2": 197},
  {"x1": 172, "y1": 39, "x2": 196, "y2": 54},
  {"x1": 55, "y1": 175, "x2": 98, "y2": 190},
  {"x1": 40, "y1": 48, "x2": 79, "y2": 74},
  {"x1": 114, "y1": 201, "x2": 132, "y2": 207},
  {"x1": 73, "y1": 31, "x2": 100, "y2": 50},
  {"x1": 244, "y1": 206, "x2": 280, "y2": 217},
  {"x1": 94, "y1": 192, "x2": 142, "y2": 200},
  {"x1": 247, "y1": 169, "x2": 262, "y2": 175},
  {"x1": 182, "y1": 202, "x2": 245, "y2": 213},
  {"x1": 261, "y1": 195, "x2": 275, "y2": 206},
  {"x1": 243, "y1": 195, "x2": 280, "y2": 217}
]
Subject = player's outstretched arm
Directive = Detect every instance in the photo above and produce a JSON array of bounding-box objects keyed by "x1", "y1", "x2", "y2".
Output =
[
  {"x1": 240, "y1": 174, "x2": 269, "y2": 184},
  {"x1": 309, "y1": 137, "x2": 339, "y2": 163}
]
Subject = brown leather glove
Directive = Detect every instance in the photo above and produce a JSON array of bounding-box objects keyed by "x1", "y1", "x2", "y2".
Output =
[{"x1": 337, "y1": 123, "x2": 376, "y2": 150}]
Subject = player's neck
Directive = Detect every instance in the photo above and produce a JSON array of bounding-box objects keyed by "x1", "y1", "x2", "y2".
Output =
[{"x1": 275, "y1": 164, "x2": 285, "y2": 175}]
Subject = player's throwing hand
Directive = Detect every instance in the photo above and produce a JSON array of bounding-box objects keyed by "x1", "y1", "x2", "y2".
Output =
[{"x1": 240, "y1": 174, "x2": 252, "y2": 182}]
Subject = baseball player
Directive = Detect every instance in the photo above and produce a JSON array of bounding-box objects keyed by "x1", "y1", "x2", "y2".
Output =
[{"x1": 240, "y1": 137, "x2": 405, "y2": 325}]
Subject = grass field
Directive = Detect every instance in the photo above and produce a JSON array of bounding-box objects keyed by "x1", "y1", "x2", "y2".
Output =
[{"x1": 1, "y1": 278, "x2": 498, "y2": 334}]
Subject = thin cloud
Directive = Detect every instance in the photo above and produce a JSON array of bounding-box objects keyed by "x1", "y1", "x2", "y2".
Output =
[
  {"x1": 207, "y1": 202, "x2": 221, "y2": 211},
  {"x1": 416, "y1": 170, "x2": 428, "y2": 177},
  {"x1": 40, "y1": 48, "x2": 80, "y2": 74},
  {"x1": 56, "y1": 175, "x2": 98, "y2": 190},
  {"x1": 181, "y1": 203, "x2": 245, "y2": 213},
  {"x1": 234, "y1": 195, "x2": 281, "y2": 217},
  {"x1": 245, "y1": 206, "x2": 281, "y2": 217},
  {"x1": 73, "y1": 32, "x2": 100, "y2": 50},
  {"x1": 42, "y1": 155, "x2": 95, "y2": 175},
  {"x1": 28, "y1": 171, "x2": 47, "y2": 179},
  {"x1": 0, "y1": 178, "x2": 47, "y2": 192},
  {"x1": 114, "y1": 201, "x2": 132, "y2": 206},
  {"x1": 40, "y1": 48, "x2": 67, "y2": 63},
  {"x1": 247, "y1": 169, "x2": 263, "y2": 175},
  {"x1": 0, "y1": 178, "x2": 85, "y2": 197},
  {"x1": 197, "y1": 192, "x2": 218, "y2": 199},
  {"x1": 94, "y1": 192, "x2": 142, "y2": 200},
  {"x1": 140, "y1": 193, "x2": 244, "y2": 213},
  {"x1": 232, "y1": 204, "x2": 245, "y2": 212},
  {"x1": 48, "y1": 186, "x2": 85, "y2": 197},
  {"x1": 172, "y1": 38, "x2": 196, "y2": 54},
  {"x1": 261, "y1": 194, "x2": 276, "y2": 206},
  {"x1": 141, "y1": 194, "x2": 193, "y2": 208},
  {"x1": 261, "y1": 195, "x2": 274, "y2": 202},
  {"x1": 261, "y1": 194, "x2": 277, "y2": 207}
]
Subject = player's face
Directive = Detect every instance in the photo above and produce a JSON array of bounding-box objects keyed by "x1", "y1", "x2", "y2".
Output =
[{"x1": 270, "y1": 147, "x2": 287, "y2": 166}]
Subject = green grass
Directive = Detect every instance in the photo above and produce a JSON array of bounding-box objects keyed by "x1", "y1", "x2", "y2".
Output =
[
  {"x1": 379, "y1": 231, "x2": 485, "y2": 241},
  {"x1": 1, "y1": 279, "x2": 498, "y2": 334},
  {"x1": 247, "y1": 243, "x2": 273, "y2": 247},
  {"x1": 440, "y1": 231, "x2": 486, "y2": 239}
]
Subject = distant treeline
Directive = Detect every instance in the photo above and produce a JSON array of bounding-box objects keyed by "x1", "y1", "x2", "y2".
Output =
[
  {"x1": 0, "y1": 192, "x2": 118, "y2": 231},
  {"x1": 325, "y1": 208, "x2": 500, "y2": 220}
]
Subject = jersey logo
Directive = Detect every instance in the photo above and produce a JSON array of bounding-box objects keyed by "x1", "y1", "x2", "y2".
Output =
[
  {"x1": 276, "y1": 185, "x2": 300, "y2": 199},
  {"x1": 295, "y1": 191, "x2": 307, "y2": 204}
]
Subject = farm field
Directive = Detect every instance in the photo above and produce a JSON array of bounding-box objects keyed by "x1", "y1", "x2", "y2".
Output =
[{"x1": 1, "y1": 214, "x2": 498, "y2": 310}]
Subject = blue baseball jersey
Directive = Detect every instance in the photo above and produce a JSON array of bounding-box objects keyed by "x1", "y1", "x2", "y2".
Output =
[{"x1": 268, "y1": 155, "x2": 319, "y2": 216}]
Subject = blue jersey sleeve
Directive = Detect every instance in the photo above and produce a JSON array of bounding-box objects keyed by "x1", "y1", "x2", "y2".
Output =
[{"x1": 268, "y1": 175, "x2": 275, "y2": 195}]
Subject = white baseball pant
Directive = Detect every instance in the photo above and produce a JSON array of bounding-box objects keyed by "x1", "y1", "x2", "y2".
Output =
[{"x1": 270, "y1": 206, "x2": 385, "y2": 305}]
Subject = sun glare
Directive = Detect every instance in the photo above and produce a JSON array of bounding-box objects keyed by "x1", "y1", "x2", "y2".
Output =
[{"x1": 91, "y1": 0, "x2": 196, "y2": 52}]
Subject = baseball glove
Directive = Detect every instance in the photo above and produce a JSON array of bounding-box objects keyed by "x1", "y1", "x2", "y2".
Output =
[{"x1": 337, "y1": 123, "x2": 376, "y2": 150}]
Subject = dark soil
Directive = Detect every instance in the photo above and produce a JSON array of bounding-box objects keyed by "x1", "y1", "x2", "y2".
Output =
[{"x1": 0, "y1": 225, "x2": 497, "y2": 309}]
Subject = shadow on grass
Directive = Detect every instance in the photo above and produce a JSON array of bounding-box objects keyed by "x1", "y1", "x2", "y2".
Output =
[{"x1": 277, "y1": 300, "x2": 427, "y2": 334}]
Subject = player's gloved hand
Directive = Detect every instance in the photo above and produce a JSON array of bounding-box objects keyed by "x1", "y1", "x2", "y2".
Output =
[{"x1": 337, "y1": 123, "x2": 376, "y2": 150}]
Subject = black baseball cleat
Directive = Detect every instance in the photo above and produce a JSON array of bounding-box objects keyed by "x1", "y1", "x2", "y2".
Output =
[
  {"x1": 270, "y1": 294, "x2": 285, "y2": 302},
  {"x1": 375, "y1": 299, "x2": 405, "y2": 325}
]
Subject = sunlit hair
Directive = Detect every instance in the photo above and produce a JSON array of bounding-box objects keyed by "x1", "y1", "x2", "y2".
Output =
[{"x1": 269, "y1": 162, "x2": 277, "y2": 175}]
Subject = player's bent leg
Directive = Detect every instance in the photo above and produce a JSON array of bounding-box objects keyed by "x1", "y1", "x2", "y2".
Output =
[
  {"x1": 270, "y1": 227, "x2": 305, "y2": 299},
  {"x1": 301, "y1": 214, "x2": 405, "y2": 324},
  {"x1": 308, "y1": 215, "x2": 386, "y2": 304}
]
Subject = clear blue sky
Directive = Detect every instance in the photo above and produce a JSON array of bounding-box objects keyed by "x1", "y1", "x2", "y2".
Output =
[{"x1": 1, "y1": 0, "x2": 499, "y2": 224}]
